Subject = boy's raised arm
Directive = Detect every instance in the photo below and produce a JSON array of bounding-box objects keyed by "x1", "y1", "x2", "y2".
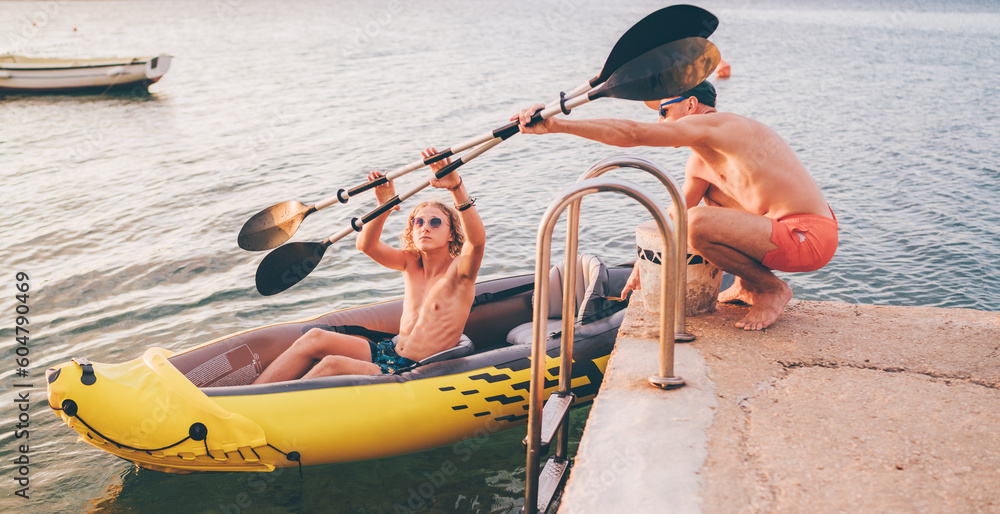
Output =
[
  {"x1": 425, "y1": 149, "x2": 485, "y2": 281},
  {"x1": 356, "y1": 170, "x2": 407, "y2": 271}
]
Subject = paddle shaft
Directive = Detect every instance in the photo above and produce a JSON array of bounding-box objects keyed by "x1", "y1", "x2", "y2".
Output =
[
  {"x1": 251, "y1": 36, "x2": 716, "y2": 259},
  {"x1": 245, "y1": 5, "x2": 720, "y2": 256},
  {"x1": 315, "y1": 78, "x2": 599, "y2": 212},
  {"x1": 314, "y1": 71, "x2": 667, "y2": 245},
  {"x1": 252, "y1": 6, "x2": 722, "y2": 297},
  {"x1": 337, "y1": 32, "x2": 716, "y2": 207},
  {"x1": 318, "y1": 137, "x2": 504, "y2": 247}
]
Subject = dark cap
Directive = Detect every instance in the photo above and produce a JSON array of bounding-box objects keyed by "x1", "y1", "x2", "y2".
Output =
[
  {"x1": 681, "y1": 80, "x2": 716, "y2": 108},
  {"x1": 643, "y1": 80, "x2": 717, "y2": 111}
]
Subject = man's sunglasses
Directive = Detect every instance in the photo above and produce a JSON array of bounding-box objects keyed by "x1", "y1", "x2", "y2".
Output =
[
  {"x1": 658, "y1": 97, "x2": 687, "y2": 117},
  {"x1": 410, "y1": 216, "x2": 447, "y2": 229}
]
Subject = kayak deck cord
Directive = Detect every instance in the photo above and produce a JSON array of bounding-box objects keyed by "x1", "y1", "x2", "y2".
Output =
[
  {"x1": 267, "y1": 445, "x2": 304, "y2": 479},
  {"x1": 54, "y1": 400, "x2": 303, "y2": 476},
  {"x1": 53, "y1": 401, "x2": 198, "y2": 454}
]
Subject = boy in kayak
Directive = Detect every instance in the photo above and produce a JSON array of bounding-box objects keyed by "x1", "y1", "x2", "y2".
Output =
[
  {"x1": 254, "y1": 149, "x2": 485, "y2": 382},
  {"x1": 514, "y1": 81, "x2": 837, "y2": 330}
]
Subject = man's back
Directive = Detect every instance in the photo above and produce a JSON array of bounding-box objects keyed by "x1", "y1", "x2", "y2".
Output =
[{"x1": 683, "y1": 112, "x2": 831, "y2": 219}]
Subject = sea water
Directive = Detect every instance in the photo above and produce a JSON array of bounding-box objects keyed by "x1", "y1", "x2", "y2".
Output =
[{"x1": 2, "y1": 0, "x2": 998, "y2": 511}]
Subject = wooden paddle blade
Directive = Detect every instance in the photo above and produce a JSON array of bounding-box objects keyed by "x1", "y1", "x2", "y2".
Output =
[
  {"x1": 597, "y1": 37, "x2": 720, "y2": 101},
  {"x1": 598, "y1": 5, "x2": 718, "y2": 83},
  {"x1": 255, "y1": 242, "x2": 328, "y2": 296},
  {"x1": 238, "y1": 201, "x2": 315, "y2": 251}
]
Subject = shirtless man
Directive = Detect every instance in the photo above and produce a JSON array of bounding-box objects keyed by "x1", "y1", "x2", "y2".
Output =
[
  {"x1": 515, "y1": 81, "x2": 837, "y2": 330},
  {"x1": 253, "y1": 148, "x2": 485, "y2": 383}
]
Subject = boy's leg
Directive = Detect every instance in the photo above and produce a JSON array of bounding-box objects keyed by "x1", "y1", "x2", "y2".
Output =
[
  {"x1": 253, "y1": 329, "x2": 373, "y2": 384},
  {"x1": 302, "y1": 355, "x2": 381, "y2": 378}
]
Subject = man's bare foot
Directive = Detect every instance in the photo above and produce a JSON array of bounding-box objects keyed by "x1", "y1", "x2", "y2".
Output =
[
  {"x1": 734, "y1": 280, "x2": 793, "y2": 331},
  {"x1": 718, "y1": 277, "x2": 755, "y2": 305}
]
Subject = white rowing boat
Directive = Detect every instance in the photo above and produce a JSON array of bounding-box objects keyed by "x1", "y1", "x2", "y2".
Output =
[{"x1": 0, "y1": 54, "x2": 171, "y2": 93}]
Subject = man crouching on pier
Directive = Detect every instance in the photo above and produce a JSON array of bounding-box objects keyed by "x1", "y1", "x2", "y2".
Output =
[{"x1": 515, "y1": 81, "x2": 837, "y2": 330}]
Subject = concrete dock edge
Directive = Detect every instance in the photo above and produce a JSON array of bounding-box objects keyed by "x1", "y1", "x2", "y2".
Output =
[{"x1": 557, "y1": 297, "x2": 1000, "y2": 513}]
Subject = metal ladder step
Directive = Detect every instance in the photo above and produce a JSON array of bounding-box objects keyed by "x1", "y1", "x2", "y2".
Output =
[
  {"x1": 536, "y1": 455, "x2": 571, "y2": 514},
  {"x1": 523, "y1": 391, "x2": 575, "y2": 452}
]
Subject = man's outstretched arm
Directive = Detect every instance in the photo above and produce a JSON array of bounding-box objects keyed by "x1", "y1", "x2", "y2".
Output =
[{"x1": 513, "y1": 104, "x2": 717, "y2": 149}]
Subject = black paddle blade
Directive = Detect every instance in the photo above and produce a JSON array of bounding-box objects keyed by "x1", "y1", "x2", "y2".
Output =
[
  {"x1": 596, "y1": 37, "x2": 720, "y2": 101},
  {"x1": 238, "y1": 201, "x2": 314, "y2": 251},
  {"x1": 255, "y1": 241, "x2": 329, "y2": 296},
  {"x1": 598, "y1": 5, "x2": 718, "y2": 83}
]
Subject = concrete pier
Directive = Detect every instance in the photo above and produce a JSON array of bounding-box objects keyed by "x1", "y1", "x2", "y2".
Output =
[{"x1": 557, "y1": 297, "x2": 1000, "y2": 513}]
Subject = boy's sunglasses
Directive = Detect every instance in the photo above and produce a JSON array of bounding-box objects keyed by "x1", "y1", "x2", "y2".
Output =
[
  {"x1": 658, "y1": 96, "x2": 687, "y2": 117},
  {"x1": 410, "y1": 216, "x2": 447, "y2": 229}
]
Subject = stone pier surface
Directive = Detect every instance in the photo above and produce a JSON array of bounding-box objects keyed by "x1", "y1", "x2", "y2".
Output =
[{"x1": 557, "y1": 298, "x2": 1000, "y2": 513}]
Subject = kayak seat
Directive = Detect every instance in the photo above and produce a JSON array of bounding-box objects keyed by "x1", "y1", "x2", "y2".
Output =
[
  {"x1": 417, "y1": 335, "x2": 474, "y2": 365},
  {"x1": 506, "y1": 254, "x2": 611, "y2": 346},
  {"x1": 302, "y1": 325, "x2": 474, "y2": 369},
  {"x1": 391, "y1": 336, "x2": 475, "y2": 375}
]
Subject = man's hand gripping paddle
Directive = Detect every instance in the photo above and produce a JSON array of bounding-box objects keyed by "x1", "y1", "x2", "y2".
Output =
[
  {"x1": 237, "y1": 5, "x2": 719, "y2": 253},
  {"x1": 251, "y1": 7, "x2": 721, "y2": 296}
]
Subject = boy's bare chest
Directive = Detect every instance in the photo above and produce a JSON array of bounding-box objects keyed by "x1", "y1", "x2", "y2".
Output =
[{"x1": 401, "y1": 272, "x2": 454, "y2": 327}]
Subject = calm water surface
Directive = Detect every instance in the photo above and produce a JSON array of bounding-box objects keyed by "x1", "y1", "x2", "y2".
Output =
[{"x1": 2, "y1": 0, "x2": 999, "y2": 512}]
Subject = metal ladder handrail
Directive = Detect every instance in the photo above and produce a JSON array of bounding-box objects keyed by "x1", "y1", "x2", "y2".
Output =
[
  {"x1": 578, "y1": 155, "x2": 694, "y2": 342},
  {"x1": 523, "y1": 176, "x2": 686, "y2": 514}
]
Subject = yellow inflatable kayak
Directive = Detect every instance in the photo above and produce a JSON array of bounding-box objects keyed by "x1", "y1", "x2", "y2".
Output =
[{"x1": 46, "y1": 257, "x2": 628, "y2": 473}]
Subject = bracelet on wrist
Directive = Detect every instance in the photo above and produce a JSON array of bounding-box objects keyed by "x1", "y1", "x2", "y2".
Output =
[
  {"x1": 455, "y1": 197, "x2": 477, "y2": 212},
  {"x1": 447, "y1": 177, "x2": 464, "y2": 192}
]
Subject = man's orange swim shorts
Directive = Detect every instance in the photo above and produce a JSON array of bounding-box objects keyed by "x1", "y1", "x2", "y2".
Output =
[{"x1": 761, "y1": 208, "x2": 838, "y2": 273}]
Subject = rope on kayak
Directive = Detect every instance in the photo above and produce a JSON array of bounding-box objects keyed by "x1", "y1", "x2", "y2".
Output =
[
  {"x1": 54, "y1": 399, "x2": 199, "y2": 454},
  {"x1": 238, "y1": 445, "x2": 262, "y2": 462},
  {"x1": 267, "y1": 445, "x2": 303, "y2": 479},
  {"x1": 55, "y1": 398, "x2": 304, "y2": 476}
]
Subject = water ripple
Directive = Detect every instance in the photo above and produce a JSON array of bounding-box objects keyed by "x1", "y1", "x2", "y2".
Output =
[{"x1": 4, "y1": 0, "x2": 1000, "y2": 512}]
